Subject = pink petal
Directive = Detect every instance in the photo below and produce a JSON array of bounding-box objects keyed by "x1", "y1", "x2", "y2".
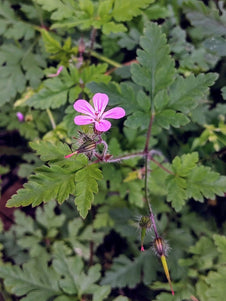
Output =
[
  {"x1": 74, "y1": 100, "x2": 95, "y2": 117},
  {"x1": 93, "y1": 93, "x2": 109, "y2": 115},
  {"x1": 102, "y1": 107, "x2": 125, "y2": 119},
  {"x1": 74, "y1": 115, "x2": 94, "y2": 125},
  {"x1": 95, "y1": 120, "x2": 111, "y2": 132}
]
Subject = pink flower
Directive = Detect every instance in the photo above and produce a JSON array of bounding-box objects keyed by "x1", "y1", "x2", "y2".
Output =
[
  {"x1": 16, "y1": 112, "x2": 24, "y2": 122},
  {"x1": 74, "y1": 93, "x2": 125, "y2": 132},
  {"x1": 48, "y1": 66, "x2": 63, "y2": 78}
]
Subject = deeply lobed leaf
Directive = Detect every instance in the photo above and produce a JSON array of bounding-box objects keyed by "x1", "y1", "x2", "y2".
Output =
[{"x1": 74, "y1": 164, "x2": 103, "y2": 218}]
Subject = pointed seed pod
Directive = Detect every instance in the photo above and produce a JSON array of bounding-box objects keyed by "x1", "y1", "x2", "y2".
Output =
[{"x1": 153, "y1": 237, "x2": 174, "y2": 295}]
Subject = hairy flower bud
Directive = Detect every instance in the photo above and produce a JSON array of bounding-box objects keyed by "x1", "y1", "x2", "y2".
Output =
[
  {"x1": 77, "y1": 140, "x2": 97, "y2": 154},
  {"x1": 139, "y1": 216, "x2": 151, "y2": 228},
  {"x1": 153, "y1": 237, "x2": 168, "y2": 257},
  {"x1": 139, "y1": 216, "x2": 152, "y2": 252},
  {"x1": 65, "y1": 136, "x2": 97, "y2": 159}
]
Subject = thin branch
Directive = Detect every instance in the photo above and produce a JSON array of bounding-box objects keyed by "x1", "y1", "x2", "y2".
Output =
[
  {"x1": 90, "y1": 50, "x2": 122, "y2": 68},
  {"x1": 144, "y1": 113, "x2": 155, "y2": 153},
  {"x1": 150, "y1": 157, "x2": 174, "y2": 175}
]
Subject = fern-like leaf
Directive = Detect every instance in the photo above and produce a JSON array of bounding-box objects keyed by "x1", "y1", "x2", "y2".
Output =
[{"x1": 74, "y1": 164, "x2": 103, "y2": 218}]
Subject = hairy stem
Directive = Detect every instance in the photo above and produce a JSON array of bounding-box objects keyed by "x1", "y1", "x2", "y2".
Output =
[{"x1": 144, "y1": 113, "x2": 155, "y2": 153}]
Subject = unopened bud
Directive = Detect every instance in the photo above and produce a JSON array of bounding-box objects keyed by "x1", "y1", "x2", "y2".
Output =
[
  {"x1": 139, "y1": 216, "x2": 151, "y2": 229},
  {"x1": 16, "y1": 112, "x2": 24, "y2": 122},
  {"x1": 65, "y1": 140, "x2": 96, "y2": 159},
  {"x1": 77, "y1": 140, "x2": 96, "y2": 154},
  {"x1": 25, "y1": 114, "x2": 33, "y2": 122},
  {"x1": 139, "y1": 216, "x2": 152, "y2": 252},
  {"x1": 153, "y1": 237, "x2": 168, "y2": 257}
]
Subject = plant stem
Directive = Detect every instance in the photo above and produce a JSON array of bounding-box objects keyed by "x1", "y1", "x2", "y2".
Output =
[
  {"x1": 150, "y1": 157, "x2": 174, "y2": 175},
  {"x1": 46, "y1": 109, "x2": 56, "y2": 129},
  {"x1": 106, "y1": 151, "x2": 144, "y2": 162},
  {"x1": 90, "y1": 50, "x2": 122, "y2": 68},
  {"x1": 144, "y1": 152, "x2": 152, "y2": 213},
  {"x1": 144, "y1": 113, "x2": 155, "y2": 152}
]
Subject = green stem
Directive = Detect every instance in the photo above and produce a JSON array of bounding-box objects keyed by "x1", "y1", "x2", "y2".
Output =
[
  {"x1": 46, "y1": 109, "x2": 56, "y2": 129},
  {"x1": 90, "y1": 50, "x2": 122, "y2": 68}
]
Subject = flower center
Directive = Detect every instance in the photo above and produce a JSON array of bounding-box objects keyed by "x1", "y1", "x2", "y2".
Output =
[{"x1": 95, "y1": 111, "x2": 101, "y2": 122}]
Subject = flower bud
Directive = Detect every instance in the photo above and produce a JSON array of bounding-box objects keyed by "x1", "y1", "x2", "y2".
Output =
[
  {"x1": 139, "y1": 216, "x2": 151, "y2": 228},
  {"x1": 77, "y1": 140, "x2": 97, "y2": 154},
  {"x1": 16, "y1": 112, "x2": 24, "y2": 122},
  {"x1": 139, "y1": 216, "x2": 152, "y2": 252},
  {"x1": 153, "y1": 237, "x2": 168, "y2": 257},
  {"x1": 65, "y1": 140, "x2": 96, "y2": 159}
]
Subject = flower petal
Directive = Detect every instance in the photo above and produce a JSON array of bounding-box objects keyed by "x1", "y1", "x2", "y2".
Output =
[
  {"x1": 102, "y1": 107, "x2": 125, "y2": 119},
  {"x1": 93, "y1": 93, "x2": 109, "y2": 115},
  {"x1": 74, "y1": 100, "x2": 95, "y2": 117},
  {"x1": 74, "y1": 115, "x2": 94, "y2": 125},
  {"x1": 95, "y1": 120, "x2": 111, "y2": 132}
]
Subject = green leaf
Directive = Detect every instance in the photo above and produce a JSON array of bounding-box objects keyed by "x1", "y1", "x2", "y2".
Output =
[
  {"x1": 166, "y1": 176, "x2": 187, "y2": 211},
  {"x1": 222, "y1": 87, "x2": 226, "y2": 100},
  {"x1": 184, "y1": 1, "x2": 226, "y2": 37},
  {"x1": 26, "y1": 64, "x2": 110, "y2": 109},
  {"x1": 36, "y1": 202, "x2": 65, "y2": 233},
  {"x1": 126, "y1": 181, "x2": 144, "y2": 208},
  {"x1": 53, "y1": 242, "x2": 82, "y2": 295},
  {"x1": 6, "y1": 158, "x2": 86, "y2": 207},
  {"x1": 0, "y1": 1, "x2": 35, "y2": 40},
  {"x1": 113, "y1": 297, "x2": 130, "y2": 301},
  {"x1": 186, "y1": 167, "x2": 226, "y2": 202},
  {"x1": 102, "y1": 22, "x2": 127, "y2": 35},
  {"x1": 155, "y1": 109, "x2": 189, "y2": 129},
  {"x1": 0, "y1": 45, "x2": 26, "y2": 106},
  {"x1": 101, "y1": 252, "x2": 158, "y2": 288},
  {"x1": 53, "y1": 242, "x2": 110, "y2": 299},
  {"x1": 40, "y1": 29, "x2": 62, "y2": 53},
  {"x1": 205, "y1": 267, "x2": 226, "y2": 301},
  {"x1": 30, "y1": 140, "x2": 72, "y2": 163},
  {"x1": 0, "y1": 43, "x2": 45, "y2": 105},
  {"x1": 74, "y1": 164, "x2": 103, "y2": 218},
  {"x1": 36, "y1": 0, "x2": 75, "y2": 20},
  {"x1": 171, "y1": 153, "x2": 199, "y2": 177},
  {"x1": 112, "y1": 0, "x2": 155, "y2": 21},
  {"x1": 204, "y1": 36, "x2": 226, "y2": 57},
  {"x1": 26, "y1": 78, "x2": 72, "y2": 109},
  {"x1": 131, "y1": 22, "x2": 175, "y2": 96},
  {"x1": 166, "y1": 153, "x2": 226, "y2": 211},
  {"x1": 0, "y1": 258, "x2": 60, "y2": 300},
  {"x1": 168, "y1": 73, "x2": 218, "y2": 114},
  {"x1": 213, "y1": 234, "x2": 226, "y2": 263}
]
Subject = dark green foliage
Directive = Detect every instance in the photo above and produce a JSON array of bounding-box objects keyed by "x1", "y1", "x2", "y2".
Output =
[{"x1": 1, "y1": 0, "x2": 226, "y2": 300}]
